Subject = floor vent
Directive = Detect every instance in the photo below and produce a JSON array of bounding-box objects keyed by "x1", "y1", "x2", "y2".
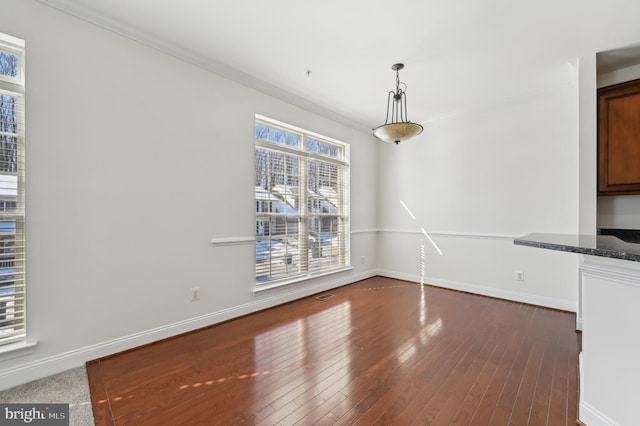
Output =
[{"x1": 315, "y1": 293, "x2": 335, "y2": 301}]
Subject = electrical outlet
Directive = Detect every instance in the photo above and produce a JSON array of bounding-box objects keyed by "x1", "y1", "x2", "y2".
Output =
[
  {"x1": 515, "y1": 270, "x2": 524, "y2": 281},
  {"x1": 361, "y1": 256, "x2": 365, "y2": 265},
  {"x1": 191, "y1": 286, "x2": 200, "y2": 301}
]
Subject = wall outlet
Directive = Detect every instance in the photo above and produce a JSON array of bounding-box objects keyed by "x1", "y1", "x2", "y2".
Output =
[
  {"x1": 515, "y1": 270, "x2": 525, "y2": 281},
  {"x1": 190, "y1": 286, "x2": 200, "y2": 301},
  {"x1": 361, "y1": 256, "x2": 365, "y2": 265}
]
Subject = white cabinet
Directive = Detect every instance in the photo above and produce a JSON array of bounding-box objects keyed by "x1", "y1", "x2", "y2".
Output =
[{"x1": 579, "y1": 257, "x2": 640, "y2": 425}]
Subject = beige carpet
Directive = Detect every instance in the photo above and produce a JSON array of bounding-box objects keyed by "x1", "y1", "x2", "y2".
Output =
[{"x1": 0, "y1": 366, "x2": 95, "y2": 425}]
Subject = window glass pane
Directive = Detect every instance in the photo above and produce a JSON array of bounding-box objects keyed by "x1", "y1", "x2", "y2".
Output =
[
  {"x1": 0, "y1": 95, "x2": 18, "y2": 132},
  {"x1": 307, "y1": 157, "x2": 343, "y2": 272},
  {"x1": 0, "y1": 134, "x2": 18, "y2": 175},
  {"x1": 308, "y1": 217, "x2": 341, "y2": 271},
  {"x1": 0, "y1": 94, "x2": 18, "y2": 174},
  {"x1": 0, "y1": 219, "x2": 17, "y2": 339},
  {"x1": 0, "y1": 175, "x2": 17, "y2": 213},
  {"x1": 308, "y1": 138, "x2": 340, "y2": 158},
  {"x1": 256, "y1": 123, "x2": 300, "y2": 148},
  {"x1": 255, "y1": 150, "x2": 300, "y2": 211},
  {"x1": 308, "y1": 159, "x2": 339, "y2": 207},
  {"x1": 0, "y1": 219, "x2": 15, "y2": 272},
  {"x1": 269, "y1": 129, "x2": 299, "y2": 147},
  {"x1": 255, "y1": 147, "x2": 302, "y2": 283},
  {"x1": 256, "y1": 236, "x2": 301, "y2": 283},
  {"x1": 0, "y1": 51, "x2": 17, "y2": 79},
  {"x1": 268, "y1": 128, "x2": 283, "y2": 144},
  {"x1": 0, "y1": 136, "x2": 17, "y2": 175},
  {"x1": 255, "y1": 124, "x2": 269, "y2": 140},
  {"x1": 285, "y1": 133, "x2": 299, "y2": 147}
]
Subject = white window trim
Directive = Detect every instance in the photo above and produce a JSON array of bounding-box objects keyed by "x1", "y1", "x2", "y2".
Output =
[{"x1": 252, "y1": 266, "x2": 354, "y2": 294}]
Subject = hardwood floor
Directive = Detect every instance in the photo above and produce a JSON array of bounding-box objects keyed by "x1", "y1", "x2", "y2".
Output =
[{"x1": 87, "y1": 277, "x2": 580, "y2": 425}]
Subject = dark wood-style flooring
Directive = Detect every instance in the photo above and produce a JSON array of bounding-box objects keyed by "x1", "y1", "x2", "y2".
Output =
[{"x1": 87, "y1": 277, "x2": 580, "y2": 425}]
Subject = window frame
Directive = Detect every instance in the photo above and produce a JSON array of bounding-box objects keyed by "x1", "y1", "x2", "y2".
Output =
[
  {"x1": 0, "y1": 34, "x2": 25, "y2": 86},
  {"x1": 0, "y1": 32, "x2": 25, "y2": 348},
  {"x1": 254, "y1": 115, "x2": 350, "y2": 290}
]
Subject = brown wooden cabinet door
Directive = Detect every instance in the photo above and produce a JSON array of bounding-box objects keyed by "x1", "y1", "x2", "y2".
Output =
[{"x1": 599, "y1": 78, "x2": 640, "y2": 195}]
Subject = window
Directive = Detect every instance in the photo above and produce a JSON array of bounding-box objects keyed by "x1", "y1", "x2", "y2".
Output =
[
  {"x1": 0, "y1": 33, "x2": 25, "y2": 346},
  {"x1": 255, "y1": 115, "x2": 349, "y2": 285}
]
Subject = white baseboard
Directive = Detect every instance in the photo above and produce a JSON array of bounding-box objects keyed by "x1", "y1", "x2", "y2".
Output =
[
  {"x1": 0, "y1": 270, "x2": 377, "y2": 391},
  {"x1": 376, "y1": 269, "x2": 577, "y2": 312},
  {"x1": 580, "y1": 400, "x2": 619, "y2": 426}
]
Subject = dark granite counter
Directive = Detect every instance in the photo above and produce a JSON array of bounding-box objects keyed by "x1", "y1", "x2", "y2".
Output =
[{"x1": 514, "y1": 233, "x2": 640, "y2": 262}]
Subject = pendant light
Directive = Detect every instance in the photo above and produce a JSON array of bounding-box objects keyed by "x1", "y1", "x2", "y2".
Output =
[{"x1": 373, "y1": 63, "x2": 423, "y2": 144}]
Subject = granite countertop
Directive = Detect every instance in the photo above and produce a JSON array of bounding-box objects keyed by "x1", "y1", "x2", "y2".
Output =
[{"x1": 514, "y1": 233, "x2": 640, "y2": 262}]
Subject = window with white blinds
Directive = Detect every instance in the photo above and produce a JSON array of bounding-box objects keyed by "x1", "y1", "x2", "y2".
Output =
[
  {"x1": 0, "y1": 33, "x2": 25, "y2": 346},
  {"x1": 255, "y1": 115, "x2": 350, "y2": 285}
]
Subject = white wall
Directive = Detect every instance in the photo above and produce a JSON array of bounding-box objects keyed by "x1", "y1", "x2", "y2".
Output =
[
  {"x1": 579, "y1": 55, "x2": 598, "y2": 236},
  {"x1": 596, "y1": 62, "x2": 640, "y2": 230},
  {"x1": 0, "y1": 0, "x2": 378, "y2": 389},
  {"x1": 376, "y1": 64, "x2": 580, "y2": 311},
  {"x1": 598, "y1": 195, "x2": 640, "y2": 229}
]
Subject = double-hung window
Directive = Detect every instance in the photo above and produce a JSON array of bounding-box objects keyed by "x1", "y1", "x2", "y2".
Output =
[
  {"x1": 0, "y1": 33, "x2": 25, "y2": 346},
  {"x1": 255, "y1": 115, "x2": 350, "y2": 286}
]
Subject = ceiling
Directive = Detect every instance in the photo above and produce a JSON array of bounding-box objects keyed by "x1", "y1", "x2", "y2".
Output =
[{"x1": 38, "y1": 0, "x2": 640, "y2": 132}]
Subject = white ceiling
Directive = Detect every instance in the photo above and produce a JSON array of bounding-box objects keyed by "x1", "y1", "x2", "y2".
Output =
[{"x1": 38, "y1": 0, "x2": 640, "y2": 132}]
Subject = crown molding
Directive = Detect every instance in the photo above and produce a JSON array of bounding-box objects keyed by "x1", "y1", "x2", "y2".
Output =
[{"x1": 34, "y1": 0, "x2": 372, "y2": 135}]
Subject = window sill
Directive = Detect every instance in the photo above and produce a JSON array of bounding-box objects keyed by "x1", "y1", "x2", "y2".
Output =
[
  {"x1": 0, "y1": 340, "x2": 37, "y2": 361},
  {"x1": 253, "y1": 266, "x2": 353, "y2": 294}
]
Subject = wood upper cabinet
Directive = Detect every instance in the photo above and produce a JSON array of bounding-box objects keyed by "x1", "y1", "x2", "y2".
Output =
[{"x1": 598, "y1": 78, "x2": 640, "y2": 195}]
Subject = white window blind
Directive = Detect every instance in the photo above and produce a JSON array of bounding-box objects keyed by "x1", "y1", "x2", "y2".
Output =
[
  {"x1": 0, "y1": 33, "x2": 25, "y2": 346},
  {"x1": 255, "y1": 116, "x2": 349, "y2": 285}
]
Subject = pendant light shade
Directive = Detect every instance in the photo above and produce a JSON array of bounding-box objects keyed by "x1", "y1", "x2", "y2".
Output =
[{"x1": 373, "y1": 63, "x2": 423, "y2": 144}]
